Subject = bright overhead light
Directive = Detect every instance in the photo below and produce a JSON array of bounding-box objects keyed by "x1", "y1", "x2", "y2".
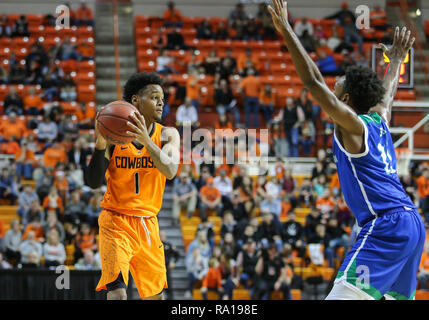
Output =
[{"x1": 416, "y1": 9, "x2": 421, "y2": 16}]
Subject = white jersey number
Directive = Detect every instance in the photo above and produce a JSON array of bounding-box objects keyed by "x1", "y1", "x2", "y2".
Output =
[{"x1": 377, "y1": 143, "x2": 396, "y2": 174}]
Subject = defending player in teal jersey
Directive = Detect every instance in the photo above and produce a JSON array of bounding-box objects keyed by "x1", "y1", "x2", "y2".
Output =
[{"x1": 269, "y1": 0, "x2": 425, "y2": 299}]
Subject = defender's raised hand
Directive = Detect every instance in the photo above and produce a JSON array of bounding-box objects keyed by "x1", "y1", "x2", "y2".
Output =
[
  {"x1": 379, "y1": 26, "x2": 415, "y2": 62},
  {"x1": 268, "y1": 0, "x2": 289, "y2": 33}
]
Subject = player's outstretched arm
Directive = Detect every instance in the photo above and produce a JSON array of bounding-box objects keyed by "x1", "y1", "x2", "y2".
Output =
[
  {"x1": 370, "y1": 26, "x2": 415, "y2": 125},
  {"x1": 126, "y1": 113, "x2": 180, "y2": 180},
  {"x1": 268, "y1": 0, "x2": 363, "y2": 135}
]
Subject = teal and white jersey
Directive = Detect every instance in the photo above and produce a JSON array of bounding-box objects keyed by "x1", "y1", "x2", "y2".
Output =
[{"x1": 332, "y1": 112, "x2": 415, "y2": 227}]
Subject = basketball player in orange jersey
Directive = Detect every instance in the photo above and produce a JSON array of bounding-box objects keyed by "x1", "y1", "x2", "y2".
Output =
[{"x1": 86, "y1": 72, "x2": 180, "y2": 300}]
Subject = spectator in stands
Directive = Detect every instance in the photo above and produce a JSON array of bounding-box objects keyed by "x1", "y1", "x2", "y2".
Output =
[
  {"x1": 257, "y1": 3, "x2": 276, "y2": 40},
  {"x1": 417, "y1": 168, "x2": 429, "y2": 214},
  {"x1": 37, "y1": 115, "x2": 58, "y2": 143},
  {"x1": 235, "y1": 239, "x2": 258, "y2": 289},
  {"x1": 58, "y1": 114, "x2": 79, "y2": 141},
  {"x1": 253, "y1": 244, "x2": 290, "y2": 300},
  {"x1": 20, "y1": 229, "x2": 43, "y2": 265},
  {"x1": 43, "y1": 211, "x2": 65, "y2": 243},
  {"x1": 75, "y1": 1, "x2": 95, "y2": 26},
  {"x1": 220, "y1": 211, "x2": 237, "y2": 239},
  {"x1": 22, "y1": 211, "x2": 43, "y2": 239},
  {"x1": 215, "y1": 21, "x2": 229, "y2": 40},
  {"x1": 12, "y1": 15, "x2": 29, "y2": 37},
  {"x1": 259, "y1": 83, "x2": 275, "y2": 126},
  {"x1": 172, "y1": 171, "x2": 197, "y2": 223},
  {"x1": 166, "y1": 27, "x2": 186, "y2": 50},
  {"x1": 163, "y1": 1, "x2": 183, "y2": 28},
  {"x1": 260, "y1": 194, "x2": 282, "y2": 225},
  {"x1": 203, "y1": 50, "x2": 221, "y2": 75},
  {"x1": 186, "y1": 69, "x2": 201, "y2": 111},
  {"x1": 400, "y1": 173, "x2": 418, "y2": 206},
  {"x1": 274, "y1": 97, "x2": 305, "y2": 157},
  {"x1": 77, "y1": 38, "x2": 94, "y2": 61},
  {"x1": 17, "y1": 184, "x2": 38, "y2": 219},
  {"x1": 26, "y1": 60, "x2": 43, "y2": 85},
  {"x1": 24, "y1": 87, "x2": 43, "y2": 115},
  {"x1": 41, "y1": 72, "x2": 59, "y2": 102},
  {"x1": 281, "y1": 211, "x2": 305, "y2": 253},
  {"x1": 197, "y1": 217, "x2": 215, "y2": 249},
  {"x1": 76, "y1": 102, "x2": 95, "y2": 129},
  {"x1": 35, "y1": 168, "x2": 53, "y2": 202},
  {"x1": 43, "y1": 230, "x2": 66, "y2": 268},
  {"x1": 299, "y1": 30, "x2": 316, "y2": 52},
  {"x1": 215, "y1": 79, "x2": 240, "y2": 126},
  {"x1": 199, "y1": 176, "x2": 222, "y2": 221},
  {"x1": 25, "y1": 42, "x2": 48, "y2": 73},
  {"x1": 156, "y1": 49, "x2": 173, "y2": 75},
  {"x1": 327, "y1": 23, "x2": 354, "y2": 53},
  {"x1": 60, "y1": 73, "x2": 77, "y2": 101},
  {"x1": 64, "y1": 190, "x2": 86, "y2": 225},
  {"x1": 4, "y1": 219, "x2": 21, "y2": 265},
  {"x1": 4, "y1": 87, "x2": 24, "y2": 115},
  {"x1": 0, "y1": 14, "x2": 12, "y2": 37},
  {"x1": 74, "y1": 222, "x2": 96, "y2": 261},
  {"x1": 176, "y1": 97, "x2": 199, "y2": 135},
  {"x1": 326, "y1": 2, "x2": 356, "y2": 26},
  {"x1": 294, "y1": 17, "x2": 314, "y2": 38},
  {"x1": 14, "y1": 140, "x2": 33, "y2": 181},
  {"x1": 315, "y1": 51, "x2": 340, "y2": 76},
  {"x1": 298, "y1": 178, "x2": 315, "y2": 208},
  {"x1": 218, "y1": 48, "x2": 237, "y2": 78},
  {"x1": 67, "y1": 138, "x2": 90, "y2": 171},
  {"x1": 326, "y1": 216, "x2": 349, "y2": 253},
  {"x1": 200, "y1": 257, "x2": 223, "y2": 299},
  {"x1": 316, "y1": 189, "x2": 335, "y2": 218},
  {"x1": 240, "y1": 68, "x2": 262, "y2": 128},
  {"x1": 42, "y1": 186, "x2": 63, "y2": 218},
  {"x1": 256, "y1": 212, "x2": 283, "y2": 252},
  {"x1": 0, "y1": 167, "x2": 18, "y2": 204},
  {"x1": 185, "y1": 247, "x2": 209, "y2": 299},
  {"x1": 214, "y1": 169, "x2": 233, "y2": 210},
  {"x1": 305, "y1": 207, "x2": 322, "y2": 240},
  {"x1": 85, "y1": 191, "x2": 102, "y2": 228},
  {"x1": 74, "y1": 248, "x2": 101, "y2": 270},
  {"x1": 43, "y1": 142, "x2": 67, "y2": 168},
  {"x1": 153, "y1": 27, "x2": 167, "y2": 51},
  {"x1": 197, "y1": 19, "x2": 213, "y2": 40},
  {"x1": 8, "y1": 54, "x2": 26, "y2": 84},
  {"x1": 22, "y1": 200, "x2": 44, "y2": 227},
  {"x1": 243, "y1": 18, "x2": 261, "y2": 41},
  {"x1": 229, "y1": 3, "x2": 249, "y2": 40}
]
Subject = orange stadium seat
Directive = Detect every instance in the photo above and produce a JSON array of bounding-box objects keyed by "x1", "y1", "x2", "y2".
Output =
[{"x1": 77, "y1": 84, "x2": 96, "y2": 102}]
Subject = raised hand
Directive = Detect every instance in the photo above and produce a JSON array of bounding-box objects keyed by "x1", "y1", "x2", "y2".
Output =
[
  {"x1": 379, "y1": 26, "x2": 415, "y2": 62},
  {"x1": 268, "y1": 0, "x2": 289, "y2": 33}
]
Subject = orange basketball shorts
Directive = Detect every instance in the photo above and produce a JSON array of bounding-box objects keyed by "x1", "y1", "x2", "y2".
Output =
[{"x1": 95, "y1": 209, "x2": 167, "y2": 298}]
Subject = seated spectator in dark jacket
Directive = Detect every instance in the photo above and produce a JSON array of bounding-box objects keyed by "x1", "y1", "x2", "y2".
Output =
[
  {"x1": 64, "y1": 191, "x2": 87, "y2": 225},
  {"x1": 12, "y1": 15, "x2": 29, "y2": 37},
  {"x1": 235, "y1": 239, "x2": 259, "y2": 289},
  {"x1": 253, "y1": 244, "x2": 292, "y2": 300},
  {"x1": 0, "y1": 168, "x2": 18, "y2": 204},
  {"x1": 256, "y1": 212, "x2": 283, "y2": 252},
  {"x1": 215, "y1": 21, "x2": 229, "y2": 40},
  {"x1": 166, "y1": 28, "x2": 187, "y2": 50},
  {"x1": 4, "y1": 86, "x2": 24, "y2": 115},
  {"x1": 0, "y1": 14, "x2": 12, "y2": 37},
  {"x1": 281, "y1": 211, "x2": 305, "y2": 255},
  {"x1": 197, "y1": 20, "x2": 213, "y2": 39},
  {"x1": 8, "y1": 62, "x2": 27, "y2": 84},
  {"x1": 22, "y1": 200, "x2": 45, "y2": 227}
]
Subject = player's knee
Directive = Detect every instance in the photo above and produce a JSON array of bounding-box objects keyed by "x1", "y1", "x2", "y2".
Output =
[{"x1": 107, "y1": 288, "x2": 127, "y2": 300}]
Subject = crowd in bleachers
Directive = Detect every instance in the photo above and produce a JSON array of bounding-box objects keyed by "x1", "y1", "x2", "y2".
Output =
[
  {"x1": 0, "y1": 2, "x2": 100, "y2": 271},
  {"x1": 174, "y1": 145, "x2": 429, "y2": 299}
]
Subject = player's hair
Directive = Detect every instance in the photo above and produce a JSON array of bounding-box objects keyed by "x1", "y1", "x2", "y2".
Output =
[
  {"x1": 122, "y1": 72, "x2": 163, "y2": 103},
  {"x1": 343, "y1": 66, "x2": 386, "y2": 114}
]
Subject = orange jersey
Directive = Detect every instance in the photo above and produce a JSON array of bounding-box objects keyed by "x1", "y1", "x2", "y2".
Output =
[{"x1": 101, "y1": 122, "x2": 166, "y2": 217}]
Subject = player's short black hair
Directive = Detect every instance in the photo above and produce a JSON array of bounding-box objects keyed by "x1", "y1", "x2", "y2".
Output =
[
  {"x1": 122, "y1": 72, "x2": 163, "y2": 103},
  {"x1": 343, "y1": 65, "x2": 386, "y2": 114}
]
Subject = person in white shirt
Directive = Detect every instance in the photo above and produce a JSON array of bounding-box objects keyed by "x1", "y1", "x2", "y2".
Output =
[
  {"x1": 43, "y1": 230, "x2": 66, "y2": 268},
  {"x1": 19, "y1": 231, "x2": 42, "y2": 264},
  {"x1": 213, "y1": 169, "x2": 233, "y2": 210},
  {"x1": 156, "y1": 49, "x2": 172, "y2": 75},
  {"x1": 176, "y1": 97, "x2": 199, "y2": 135},
  {"x1": 293, "y1": 17, "x2": 314, "y2": 37}
]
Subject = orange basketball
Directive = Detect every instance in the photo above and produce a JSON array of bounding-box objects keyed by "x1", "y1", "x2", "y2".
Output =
[{"x1": 97, "y1": 100, "x2": 139, "y2": 145}]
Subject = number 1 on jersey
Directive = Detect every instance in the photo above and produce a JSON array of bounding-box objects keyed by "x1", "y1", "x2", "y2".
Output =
[
  {"x1": 377, "y1": 143, "x2": 396, "y2": 174},
  {"x1": 134, "y1": 172, "x2": 140, "y2": 194}
]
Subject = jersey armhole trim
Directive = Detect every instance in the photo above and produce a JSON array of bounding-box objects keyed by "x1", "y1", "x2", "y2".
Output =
[{"x1": 333, "y1": 116, "x2": 369, "y2": 158}]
